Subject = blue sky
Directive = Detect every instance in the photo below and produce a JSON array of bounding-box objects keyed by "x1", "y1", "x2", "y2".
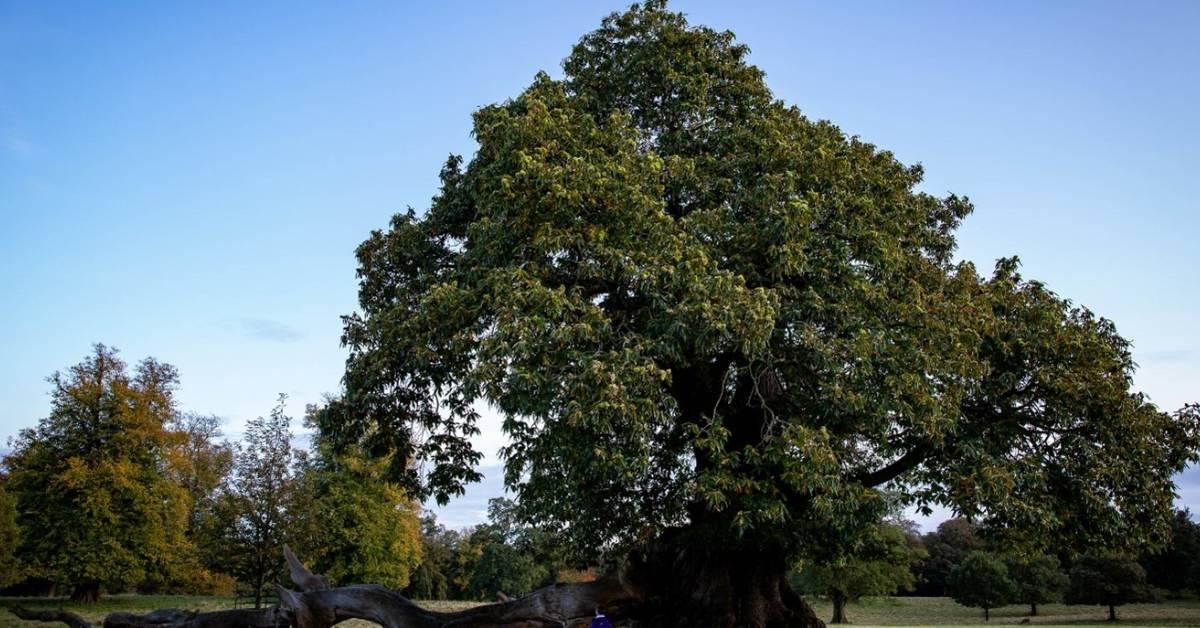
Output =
[{"x1": 2, "y1": 1, "x2": 1197, "y2": 530}]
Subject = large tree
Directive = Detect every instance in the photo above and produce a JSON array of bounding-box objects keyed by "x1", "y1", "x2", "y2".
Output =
[
  {"x1": 317, "y1": 2, "x2": 1200, "y2": 626},
  {"x1": 4, "y1": 345, "x2": 191, "y2": 601}
]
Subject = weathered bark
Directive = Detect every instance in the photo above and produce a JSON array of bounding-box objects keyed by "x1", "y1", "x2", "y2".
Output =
[
  {"x1": 10, "y1": 604, "x2": 288, "y2": 628},
  {"x1": 103, "y1": 608, "x2": 290, "y2": 628},
  {"x1": 11, "y1": 607, "x2": 93, "y2": 628}
]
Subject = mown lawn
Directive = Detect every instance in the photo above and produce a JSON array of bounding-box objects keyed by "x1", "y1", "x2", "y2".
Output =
[
  {"x1": 807, "y1": 595, "x2": 1200, "y2": 626},
  {"x1": 2, "y1": 595, "x2": 1198, "y2": 627}
]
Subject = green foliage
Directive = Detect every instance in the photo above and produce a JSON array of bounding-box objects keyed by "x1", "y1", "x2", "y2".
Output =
[
  {"x1": 405, "y1": 513, "x2": 459, "y2": 600},
  {"x1": 947, "y1": 552, "x2": 1017, "y2": 620},
  {"x1": 1066, "y1": 554, "x2": 1159, "y2": 620},
  {"x1": 464, "y1": 528, "x2": 542, "y2": 600},
  {"x1": 4, "y1": 345, "x2": 192, "y2": 600},
  {"x1": 913, "y1": 518, "x2": 982, "y2": 596},
  {"x1": 322, "y1": 0, "x2": 1200, "y2": 568},
  {"x1": 1005, "y1": 554, "x2": 1068, "y2": 615},
  {"x1": 792, "y1": 522, "x2": 925, "y2": 623},
  {"x1": 1140, "y1": 509, "x2": 1200, "y2": 596},
  {"x1": 0, "y1": 480, "x2": 22, "y2": 588},
  {"x1": 217, "y1": 395, "x2": 295, "y2": 606},
  {"x1": 289, "y1": 434, "x2": 423, "y2": 590},
  {"x1": 164, "y1": 413, "x2": 234, "y2": 589}
]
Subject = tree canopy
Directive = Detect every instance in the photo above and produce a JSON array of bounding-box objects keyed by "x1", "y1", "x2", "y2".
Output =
[
  {"x1": 1065, "y1": 554, "x2": 1158, "y2": 622},
  {"x1": 1005, "y1": 554, "x2": 1068, "y2": 616},
  {"x1": 947, "y1": 552, "x2": 1017, "y2": 621},
  {"x1": 791, "y1": 522, "x2": 924, "y2": 623},
  {"x1": 289, "y1": 414, "x2": 423, "y2": 591},
  {"x1": 5, "y1": 345, "x2": 191, "y2": 601},
  {"x1": 318, "y1": 1, "x2": 1200, "y2": 625}
]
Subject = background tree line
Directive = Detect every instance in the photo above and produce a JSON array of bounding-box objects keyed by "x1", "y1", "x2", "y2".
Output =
[
  {"x1": 0, "y1": 345, "x2": 592, "y2": 606},
  {"x1": 0, "y1": 345, "x2": 422, "y2": 604},
  {"x1": 3, "y1": 345, "x2": 1200, "y2": 621},
  {"x1": 791, "y1": 513, "x2": 1200, "y2": 623}
]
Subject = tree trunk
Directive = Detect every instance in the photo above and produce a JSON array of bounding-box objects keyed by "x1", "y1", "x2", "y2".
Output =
[
  {"x1": 1108, "y1": 604, "x2": 1117, "y2": 621},
  {"x1": 280, "y1": 530, "x2": 824, "y2": 628},
  {"x1": 984, "y1": 607, "x2": 990, "y2": 622},
  {"x1": 10, "y1": 606, "x2": 289, "y2": 628},
  {"x1": 830, "y1": 591, "x2": 848, "y2": 624},
  {"x1": 70, "y1": 581, "x2": 100, "y2": 604},
  {"x1": 1030, "y1": 603, "x2": 1037, "y2": 616}
]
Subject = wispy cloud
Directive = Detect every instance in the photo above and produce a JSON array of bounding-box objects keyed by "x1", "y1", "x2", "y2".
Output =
[
  {"x1": 4, "y1": 136, "x2": 41, "y2": 160},
  {"x1": 1139, "y1": 349, "x2": 1194, "y2": 364},
  {"x1": 233, "y1": 318, "x2": 303, "y2": 342}
]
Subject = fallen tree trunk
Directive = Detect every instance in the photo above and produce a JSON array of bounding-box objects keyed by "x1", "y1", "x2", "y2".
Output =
[
  {"x1": 276, "y1": 534, "x2": 820, "y2": 628},
  {"x1": 11, "y1": 543, "x2": 823, "y2": 628},
  {"x1": 10, "y1": 607, "x2": 93, "y2": 628},
  {"x1": 9, "y1": 605, "x2": 289, "y2": 628}
]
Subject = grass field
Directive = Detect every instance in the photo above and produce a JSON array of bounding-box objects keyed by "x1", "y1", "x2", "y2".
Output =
[{"x1": 2, "y1": 595, "x2": 1198, "y2": 628}]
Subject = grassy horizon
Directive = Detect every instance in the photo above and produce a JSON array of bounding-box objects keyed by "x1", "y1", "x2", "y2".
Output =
[{"x1": 2, "y1": 595, "x2": 1199, "y2": 627}]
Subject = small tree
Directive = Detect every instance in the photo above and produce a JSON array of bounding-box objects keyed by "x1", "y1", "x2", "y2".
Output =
[
  {"x1": 288, "y1": 430, "x2": 423, "y2": 590},
  {"x1": 947, "y1": 552, "x2": 1017, "y2": 621},
  {"x1": 1006, "y1": 554, "x2": 1068, "y2": 616},
  {"x1": 222, "y1": 395, "x2": 295, "y2": 607},
  {"x1": 792, "y1": 523, "x2": 924, "y2": 623},
  {"x1": 1065, "y1": 554, "x2": 1157, "y2": 621}
]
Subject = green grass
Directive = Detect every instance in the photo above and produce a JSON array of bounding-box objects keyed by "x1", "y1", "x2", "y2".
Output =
[
  {"x1": 1, "y1": 595, "x2": 1197, "y2": 627},
  {"x1": 806, "y1": 596, "x2": 1200, "y2": 626}
]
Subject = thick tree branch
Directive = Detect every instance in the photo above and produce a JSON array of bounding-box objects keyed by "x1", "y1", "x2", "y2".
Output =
[
  {"x1": 10, "y1": 607, "x2": 92, "y2": 628},
  {"x1": 10, "y1": 604, "x2": 287, "y2": 628},
  {"x1": 851, "y1": 443, "x2": 933, "y2": 488},
  {"x1": 277, "y1": 549, "x2": 643, "y2": 628}
]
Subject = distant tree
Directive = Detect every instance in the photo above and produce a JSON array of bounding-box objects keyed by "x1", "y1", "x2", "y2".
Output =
[
  {"x1": 465, "y1": 527, "x2": 542, "y2": 600},
  {"x1": 1065, "y1": 554, "x2": 1158, "y2": 622},
  {"x1": 405, "y1": 513, "x2": 459, "y2": 600},
  {"x1": 1140, "y1": 509, "x2": 1200, "y2": 596},
  {"x1": 289, "y1": 416, "x2": 423, "y2": 590},
  {"x1": 792, "y1": 523, "x2": 924, "y2": 623},
  {"x1": 0, "y1": 480, "x2": 22, "y2": 588},
  {"x1": 167, "y1": 413, "x2": 234, "y2": 536},
  {"x1": 947, "y1": 552, "x2": 1016, "y2": 621},
  {"x1": 165, "y1": 413, "x2": 234, "y2": 588},
  {"x1": 4, "y1": 345, "x2": 191, "y2": 602},
  {"x1": 221, "y1": 395, "x2": 295, "y2": 608},
  {"x1": 1005, "y1": 554, "x2": 1067, "y2": 616},
  {"x1": 913, "y1": 518, "x2": 982, "y2": 596}
]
